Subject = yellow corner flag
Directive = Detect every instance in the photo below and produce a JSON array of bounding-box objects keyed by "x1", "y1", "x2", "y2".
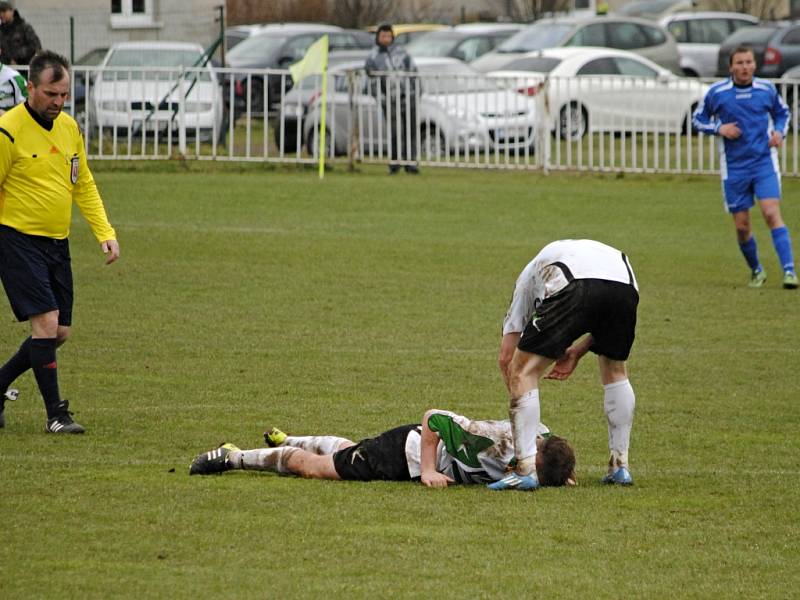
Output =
[{"x1": 290, "y1": 35, "x2": 329, "y2": 179}]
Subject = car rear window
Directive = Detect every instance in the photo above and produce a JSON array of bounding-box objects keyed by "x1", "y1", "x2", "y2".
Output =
[
  {"x1": 497, "y1": 23, "x2": 573, "y2": 53},
  {"x1": 724, "y1": 26, "x2": 779, "y2": 46},
  {"x1": 780, "y1": 27, "x2": 800, "y2": 45},
  {"x1": 502, "y1": 56, "x2": 562, "y2": 72}
]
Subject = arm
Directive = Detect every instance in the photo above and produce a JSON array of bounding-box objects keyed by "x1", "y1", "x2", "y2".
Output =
[
  {"x1": 544, "y1": 334, "x2": 594, "y2": 381},
  {"x1": 691, "y1": 93, "x2": 723, "y2": 136},
  {"x1": 72, "y1": 127, "x2": 119, "y2": 264},
  {"x1": 419, "y1": 409, "x2": 454, "y2": 488},
  {"x1": 770, "y1": 84, "x2": 790, "y2": 147}
]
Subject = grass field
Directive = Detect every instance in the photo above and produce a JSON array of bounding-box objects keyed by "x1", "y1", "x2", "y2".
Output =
[{"x1": 1, "y1": 165, "x2": 798, "y2": 598}]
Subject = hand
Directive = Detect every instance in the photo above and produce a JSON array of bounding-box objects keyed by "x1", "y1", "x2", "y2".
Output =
[
  {"x1": 101, "y1": 239, "x2": 120, "y2": 265},
  {"x1": 718, "y1": 122, "x2": 741, "y2": 139},
  {"x1": 421, "y1": 470, "x2": 454, "y2": 488},
  {"x1": 544, "y1": 346, "x2": 580, "y2": 381},
  {"x1": 769, "y1": 131, "x2": 784, "y2": 147}
]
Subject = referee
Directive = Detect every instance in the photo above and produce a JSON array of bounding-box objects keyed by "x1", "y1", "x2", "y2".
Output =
[{"x1": 0, "y1": 51, "x2": 119, "y2": 433}]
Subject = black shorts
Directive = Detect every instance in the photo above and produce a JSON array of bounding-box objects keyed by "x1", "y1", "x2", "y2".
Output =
[
  {"x1": 333, "y1": 424, "x2": 420, "y2": 481},
  {"x1": 0, "y1": 225, "x2": 73, "y2": 326},
  {"x1": 517, "y1": 279, "x2": 638, "y2": 361}
]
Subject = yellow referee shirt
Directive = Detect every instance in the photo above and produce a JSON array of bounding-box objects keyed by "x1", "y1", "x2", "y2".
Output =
[{"x1": 0, "y1": 102, "x2": 116, "y2": 241}]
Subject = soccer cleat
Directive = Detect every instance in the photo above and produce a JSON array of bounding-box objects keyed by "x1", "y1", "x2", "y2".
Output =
[
  {"x1": 4, "y1": 388, "x2": 19, "y2": 402},
  {"x1": 601, "y1": 467, "x2": 634, "y2": 486},
  {"x1": 263, "y1": 427, "x2": 287, "y2": 448},
  {"x1": 45, "y1": 400, "x2": 86, "y2": 434},
  {"x1": 189, "y1": 443, "x2": 240, "y2": 475},
  {"x1": 487, "y1": 472, "x2": 540, "y2": 491},
  {"x1": 748, "y1": 269, "x2": 767, "y2": 288},
  {"x1": 783, "y1": 271, "x2": 799, "y2": 289}
]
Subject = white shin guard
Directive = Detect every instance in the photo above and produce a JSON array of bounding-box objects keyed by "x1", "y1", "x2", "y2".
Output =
[
  {"x1": 231, "y1": 447, "x2": 300, "y2": 474},
  {"x1": 510, "y1": 388, "x2": 540, "y2": 469},
  {"x1": 603, "y1": 379, "x2": 635, "y2": 468},
  {"x1": 283, "y1": 435, "x2": 350, "y2": 455}
]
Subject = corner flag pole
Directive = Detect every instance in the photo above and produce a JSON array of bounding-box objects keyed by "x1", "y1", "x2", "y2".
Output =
[{"x1": 318, "y1": 56, "x2": 328, "y2": 179}]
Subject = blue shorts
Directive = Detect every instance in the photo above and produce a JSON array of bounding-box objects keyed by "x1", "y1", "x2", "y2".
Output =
[
  {"x1": 0, "y1": 225, "x2": 73, "y2": 326},
  {"x1": 722, "y1": 169, "x2": 781, "y2": 214}
]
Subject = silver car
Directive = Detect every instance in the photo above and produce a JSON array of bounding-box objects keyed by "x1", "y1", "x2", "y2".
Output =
[
  {"x1": 301, "y1": 57, "x2": 537, "y2": 158},
  {"x1": 470, "y1": 15, "x2": 681, "y2": 74},
  {"x1": 660, "y1": 11, "x2": 759, "y2": 77}
]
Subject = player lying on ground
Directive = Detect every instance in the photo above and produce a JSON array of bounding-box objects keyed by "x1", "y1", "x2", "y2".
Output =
[{"x1": 189, "y1": 408, "x2": 576, "y2": 488}]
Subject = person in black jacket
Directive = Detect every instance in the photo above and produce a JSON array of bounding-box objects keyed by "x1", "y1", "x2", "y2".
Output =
[{"x1": 0, "y1": 2, "x2": 41, "y2": 65}]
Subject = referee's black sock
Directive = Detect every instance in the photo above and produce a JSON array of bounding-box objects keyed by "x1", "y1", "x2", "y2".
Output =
[
  {"x1": 29, "y1": 338, "x2": 62, "y2": 419},
  {"x1": 0, "y1": 336, "x2": 32, "y2": 393}
]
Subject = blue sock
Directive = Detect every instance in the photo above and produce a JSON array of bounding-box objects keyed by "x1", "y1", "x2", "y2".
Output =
[
  {"x1": 739, "y1": 236, "x2": 762, "y2": 272},
  {"x1": 770, "y1": 226, "x2": 795, "y2": 273}
]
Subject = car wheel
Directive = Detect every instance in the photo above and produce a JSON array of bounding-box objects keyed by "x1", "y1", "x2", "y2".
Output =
[
  {"x1": 306, "y1": 127, "x2": 333, "y2": 157},
  {"x1": 557, "y1": 102, "x2": 587, "y2": 141},
  {"x1": 419, "y1": 125, "x2": 446, "y2": 160},
  {"x1": 681, "y1": 102, "x2": 698, "y2": 136}
]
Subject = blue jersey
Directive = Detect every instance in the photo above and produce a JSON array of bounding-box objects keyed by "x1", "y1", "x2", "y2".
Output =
[{"x1": 692, "y1": 77, "x2": 789, "y2": 179}]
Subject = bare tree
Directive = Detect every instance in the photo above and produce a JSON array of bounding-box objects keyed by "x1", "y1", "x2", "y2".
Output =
[
  {"x1": 502, "y1": 0, "x2": 573, "y2": 22},
  {"x1": 330, "y1": 0, "x2": 398, "y2": 28},
  {"x1": 393, "y1": 0, "x2": 451, "y2": 23},
  {"x1": 707, "y1": 0, "x2": 790, "y2": 19},
  {"x1": 226, "y1": 0, "x2": 331, "y2": 25}
]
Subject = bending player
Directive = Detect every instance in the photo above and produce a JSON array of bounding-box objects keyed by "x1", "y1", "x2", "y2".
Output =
[
  {"x1": 494, "y1": 239, "x2": 639, "y2": 491},
  {"x1": 189, "y1": 408, "x2": 576, "y2": 488}
]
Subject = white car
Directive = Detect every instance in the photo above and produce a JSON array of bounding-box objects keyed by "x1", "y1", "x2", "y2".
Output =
[
  {"x1": 487, "y1": 47, "x2": 707, "y2": 140},
  {"x1": 91, "y1": 41, "x2": 224, "y2": 140},
  {"x1": 302, "y1": 57, "x2": 538, "y2": 157}
]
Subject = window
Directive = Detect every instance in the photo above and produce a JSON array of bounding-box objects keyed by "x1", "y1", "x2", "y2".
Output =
[
  {"x1": 577, "y1": 57, "x2": 619, "y2": 76},
  {"x1": 110, "y1": 0, "x2": 158, "y2": 29},
  {"x1": 687, "y1": 19, "x2": 730, "y2": 44},
  {"x1": 454, "y1": 37, "x2": 492, "y2": 62},
  {"x1": 667, "y1": 21, "x2": 688, "y2": 43},
  {"x1": 781, "y1": 28, "x2": 800, "y2": 45},
  {"x1": 614, "y1": 57, "x2": 658, "y2": 77},
  {"x1": 567, "y1": 23, "x2": 607, "y2": 47},
  {"x1": 642, "y1": 25, "x2": 666, "y2": 46},
  {"x1": 608, "y1": 23, "x2": 648, "y2": 50}
]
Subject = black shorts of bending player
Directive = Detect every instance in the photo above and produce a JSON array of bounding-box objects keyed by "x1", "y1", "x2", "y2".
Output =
[
  {"x1": 517, "y1": 279, "x2": 638, "y2": 361},
  {"x1": 333, "y1": 424, "x2": 420, "y2": 481},
  {"x1": 0, "y1": 225, "x2": 74, "y2": 326}
]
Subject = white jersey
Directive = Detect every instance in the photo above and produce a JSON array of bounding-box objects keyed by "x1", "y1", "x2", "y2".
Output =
[
  {"x1": 503, "y1": 239, "x2": 638, "y2": 335},
  {"x1": 0, "y1": 64, "x2": 26, "y2": 111},
  {"x1": 404, "y1": 410, "x2": 551, "y2": 484}
]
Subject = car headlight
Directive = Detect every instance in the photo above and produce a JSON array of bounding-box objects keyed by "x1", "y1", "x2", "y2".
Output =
[
  {"x1": 184, "y1": 102, "x2": 213, "y2": 112},
  {"x1": 99, "y1": 100, "x2": 128, "y2": 111}
]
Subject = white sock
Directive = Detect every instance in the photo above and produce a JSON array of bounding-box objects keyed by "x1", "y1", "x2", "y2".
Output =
[
  {"x1": 604, "y1": 379, "x2": 635, "y2": 469},
  {"x1": 510, "y1": 388, "x2": 540, "y2": 474},
  {"x1": 228, "y1": 447, "x2": 299, "y2": 474},
  {"x1": 283, "y1": 435, "x2": 350, "y2": 455}
]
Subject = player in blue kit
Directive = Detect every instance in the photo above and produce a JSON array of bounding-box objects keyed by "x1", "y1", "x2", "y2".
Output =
[{"x1": 693, "y1": 46, "x2": 797, "y2": 289}]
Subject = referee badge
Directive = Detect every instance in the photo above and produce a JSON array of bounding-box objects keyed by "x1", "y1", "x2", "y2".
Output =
[{"x1": 70, "y1": 157, "x2": 79, "y2": 184}]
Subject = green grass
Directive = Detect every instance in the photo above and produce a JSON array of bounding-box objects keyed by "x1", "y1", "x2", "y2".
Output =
[{"x1": 1, "y1": 166, "x2": 798, "y2": 598}]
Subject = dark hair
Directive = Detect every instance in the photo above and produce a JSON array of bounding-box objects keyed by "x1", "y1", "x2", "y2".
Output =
[
  {"x1": 536, "y1": 436, "x2": 576, "y2": 487},
  {"x1": 29, "y1": 50, "x2": 70, "y2": 85},
  {"x1": 375, "y1": 22, "x2": 394, "y2": 44},
  {"x1": 729, "y1": 46, "x2": 755, "y2": 66}
]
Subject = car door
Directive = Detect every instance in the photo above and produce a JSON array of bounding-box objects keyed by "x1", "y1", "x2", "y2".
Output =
[
  {"x1": 614, "y1": 56, "x2": 684, "y2": 131},
  {"x1": 776, "y1": 27, "x2": 800, "y2": 76},
  {"x1": 572, "y1": 56, "x2": 620, "y2": 131},
  {"x1": 686, "y1": 18, "x2": 734, "y2": 77}
]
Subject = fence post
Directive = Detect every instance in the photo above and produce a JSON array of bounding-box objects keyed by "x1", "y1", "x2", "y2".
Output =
[
  {"x1": 178, "y1": 67, "x2": 187, "y2": 155},
  {"x1": 347, "y1": 69, "x2": 358, "y2": 171},
  {"x1": 69, "y1": 16, "x2": 74, "y2": 64}
]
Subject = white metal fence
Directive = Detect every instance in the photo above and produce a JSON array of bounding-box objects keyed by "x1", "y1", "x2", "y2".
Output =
[{"x1": 36, "y1": 65, "x2": 800, "y2": 176}]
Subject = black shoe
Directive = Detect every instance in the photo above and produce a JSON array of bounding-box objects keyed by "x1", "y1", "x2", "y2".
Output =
[
  {"x1": 45, "y1": 400, "x2": 85, "y2": 434},
  {"x1": 388, "y1": 165, "x2": 401, "y2": 175},
  {"x1": 189, "y1": 443, "x2": 240, "y2": 475},
  {"x1": 405, "y1": 165, "x2": 420, "y2": 174}
]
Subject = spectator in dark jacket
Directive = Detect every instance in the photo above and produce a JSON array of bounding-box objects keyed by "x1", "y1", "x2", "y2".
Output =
[
  {"x1": 0, "y1": 2, "x2": 41, "y2": 65},
  {"x1": 365, "y1": 23, "x2": 420, "y2": 175}
]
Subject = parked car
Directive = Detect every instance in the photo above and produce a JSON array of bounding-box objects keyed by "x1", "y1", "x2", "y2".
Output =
[
  {"x1": 660, "y1": 12, "x2": 759, "y2": 77},
  {"x1": 367, "y1": 23, "x2": 447, "y2": 45},
  {"x1": 717, "y1": 22, "x2": 800, "y2": 78},
  {"x1": 225, "y1": 23, "x2": 344, "y2": 112},
  {"x1": 90, "y1": 41, "x2": 224, "y2": 140},
  {"x1": 616, "y1": 0, "x2": 693, "y2": 19},
  {"x1": 470, "y1": 15, "x2": 681, "y2": 74},
  {"x1": 225, "y1": 24, "x2": 269, "y2": 50},
  {"x1": 405, "y1": 23, "x2": 524, "y2": 62},
  {"x1": 486, "y1": 46, "x2": 707, "y2": 140},
  {"x1": 302, "y1": 57, "x2": 537, "y2": 157},
  {"x1": 275, "y1": 49, "x2": 371, "y2": 152},
  {"x1": 70, "y1": 47, "x2": 109, "y2": 123},
  {"x1": 779, "y1": 63, "x2": 800, "y2": 105}
]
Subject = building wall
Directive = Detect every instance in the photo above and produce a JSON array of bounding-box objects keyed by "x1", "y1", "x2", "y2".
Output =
[{"x1": 12, "y1": 0, "x2": 221, "y2": 63}]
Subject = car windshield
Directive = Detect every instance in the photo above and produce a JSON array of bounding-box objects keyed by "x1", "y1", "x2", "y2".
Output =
[
  {"x1": 723, "y1": 26, "x2": 778, "y2": 46},
  {"x1": 406, "y1": 33, "x2": 461, "y2": 56},
  {"x1": 104, "y1": 48, "x2": 211, "y2": 80},
  {"x1": 497, "y1": 23, "x2": 573, "y2": 53},
  {"x1": 501, "y1": 56, "x2": 562, "y2": 72},
  {"x1": 227, "y1": 34, "x2": 287, "y2": 61}
]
